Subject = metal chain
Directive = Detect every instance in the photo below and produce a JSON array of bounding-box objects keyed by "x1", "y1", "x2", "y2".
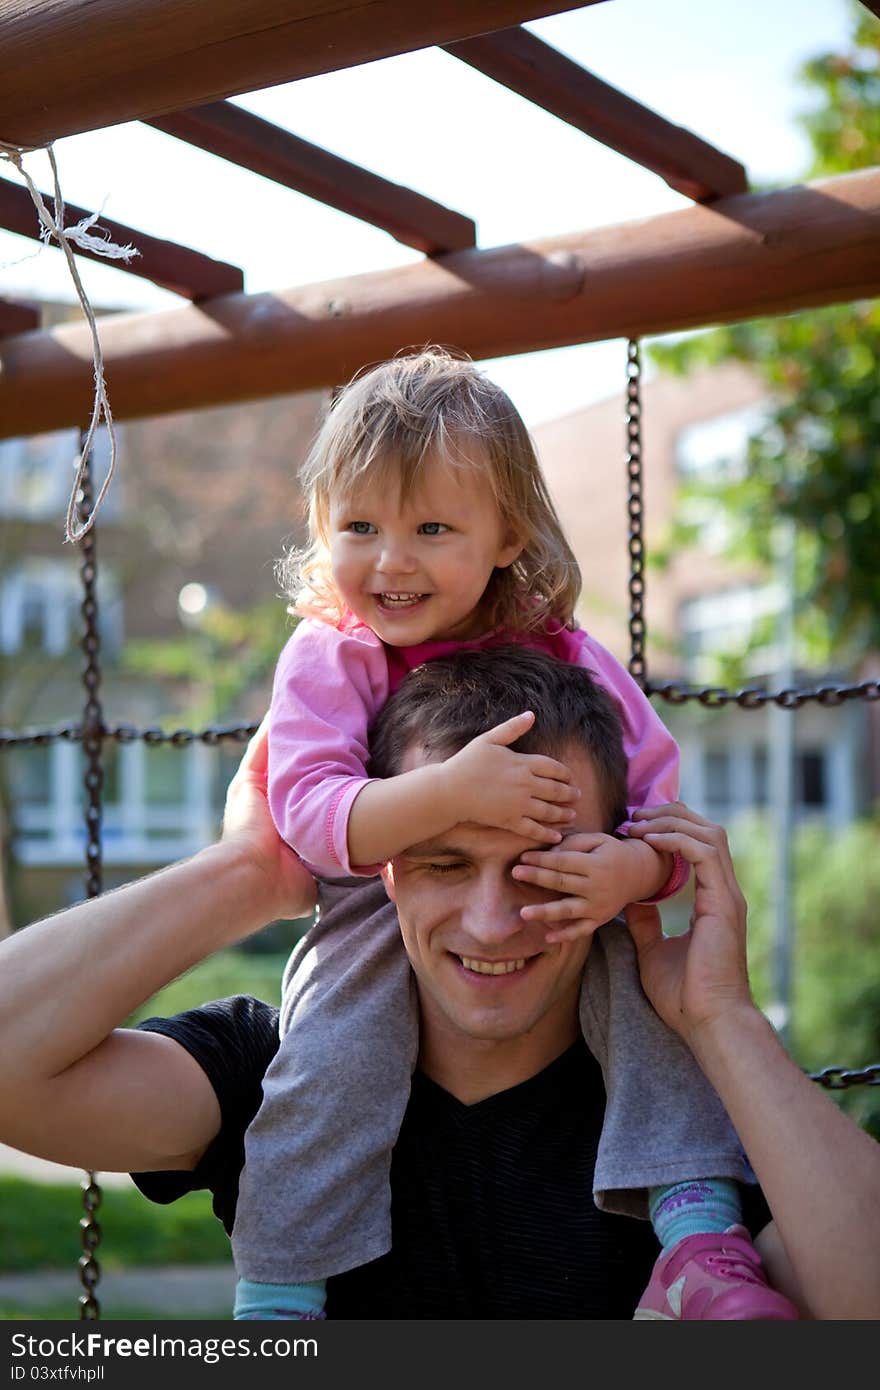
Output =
[
  {"x1": 808, "y1": 1064, "x2": 880, "y2": 1090},
  {"x1": 625, "y1": 339, "x2": 647, "y2": 689},
  {"x1": 645, "y1": 679, "x2": 880, "y2": 708},
  {"x1": 76, "y1": 437, "x2": 103, "y2": 1321},
  {"x1": 618, "y1": 339, "x2": 877, "y2": 1089},
  {"x1": 0, "y1": 722, "x2": 258, "y2": 749}
]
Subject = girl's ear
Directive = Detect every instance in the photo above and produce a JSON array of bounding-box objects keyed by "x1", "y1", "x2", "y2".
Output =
[{"x1": 495, "y1": 531, "x2": 525, "y2": 570}]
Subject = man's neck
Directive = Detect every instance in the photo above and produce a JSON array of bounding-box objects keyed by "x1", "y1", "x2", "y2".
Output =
[{"x1": 418, "y1": 1008, "x2": 581, "y2": 1106}]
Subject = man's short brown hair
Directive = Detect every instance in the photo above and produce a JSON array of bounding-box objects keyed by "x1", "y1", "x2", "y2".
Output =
[{"x1": 368, "y1": 646, "x2": 629, "y2": 833}]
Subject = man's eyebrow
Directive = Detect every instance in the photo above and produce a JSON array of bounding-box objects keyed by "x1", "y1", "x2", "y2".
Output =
[{"x1": 400, "y1": 840, "x2": 470, "y2": 860}]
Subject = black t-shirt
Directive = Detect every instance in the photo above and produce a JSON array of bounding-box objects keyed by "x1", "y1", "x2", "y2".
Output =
[{"x1": 134, "y1": 995, "x2": 768, "y2": 1319}]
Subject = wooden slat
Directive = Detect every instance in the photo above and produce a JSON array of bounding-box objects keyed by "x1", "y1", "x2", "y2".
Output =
[
  {"x1": 147, "y1": 104, "x2": 476, "y2": 255},
  {"x1": 0, "y1": 298, "x2": 39, "y2": 336},
  {"x1": 0, "y1": 0, "x2": 596, "y2": 146},
  {"x1": 0, "y1": 176, "x2": 243, "y2": 300},
  {"x1": 2, "y1": 167, "x2": 876, "y2": 437},
  {"x1": 444, "y1": 27, "x2": 748, "y2": 201}
]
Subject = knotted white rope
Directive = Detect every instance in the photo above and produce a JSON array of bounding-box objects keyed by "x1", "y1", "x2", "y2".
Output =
[{"x1": 0, "y1": 140, "x2": 139, "y2": 542}]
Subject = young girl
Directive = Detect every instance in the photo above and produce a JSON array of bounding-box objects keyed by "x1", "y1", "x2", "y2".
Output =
[{"x1": 231, "y1": 348, "x2": 793, "y2": 1321}]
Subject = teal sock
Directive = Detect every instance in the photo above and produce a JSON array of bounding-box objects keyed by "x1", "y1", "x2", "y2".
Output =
[
  {"x1": 234, "y1": 1277, "x2": 327, "y2": 1320},
  {"x1": 648, "y1": 1178, "x2": 742, "y2": 1250}
]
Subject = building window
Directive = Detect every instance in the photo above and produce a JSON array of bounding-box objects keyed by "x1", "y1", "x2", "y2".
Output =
[
  {"x1": 675, "y1": 403, "x2": 769, "y2": 483},
  {"x1": 752, "y1": 746, "x2": 768, "y2": 806},
  {"x1": 10, "y1": 740, "x2": 219, "y2": 867},
  {"x1": 0, "y1": 426, "x2": 119, "y2": 522},
  {"x1": 8, "y1": 745, "x2": 51, "y2": 806},
  {"x1": 679, "y1": 583, "x2": 782, "y2": 682},
  {"x1": 704, "y1": 750, "x2": 731, "y2": 807},
  {"x1": 0, "y1": 560, "x2": 123, "y2": 657},
  {"x1": 798, "y1": 749, "x2": 827, "y2": 809}
]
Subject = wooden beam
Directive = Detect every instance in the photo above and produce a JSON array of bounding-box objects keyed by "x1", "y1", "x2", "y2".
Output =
[
  {"x1": 0, "y1": 0, "x2": 596, "y2": 147},
  {"x1": 444, "y1": 27, "x2": 747, "y2": 201},
  {"x1": 0, "y1": 298, "x2": 39, "y2": 336},
  {"x1": 146, "y1": 103, "x2": 476, "y2": 255},
  {"x1": 0, "y1": 177, "x2": 243, "y2": 300},
  {"x1": 1, "y1": 167, "x2": 877, "y2": 437}
]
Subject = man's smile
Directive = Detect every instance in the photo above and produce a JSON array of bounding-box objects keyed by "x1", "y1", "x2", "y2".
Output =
[{"x1": 459, "y1": 955, "x2": 527, "y2": 975}]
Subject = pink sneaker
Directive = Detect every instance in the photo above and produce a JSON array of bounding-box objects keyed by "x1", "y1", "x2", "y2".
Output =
[{"x1": 634, "y1": 1226, "x2": 799, "y2": 1320}]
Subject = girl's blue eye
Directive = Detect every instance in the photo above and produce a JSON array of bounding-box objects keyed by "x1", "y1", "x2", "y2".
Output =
[
  {"x1": 419, "y1": 522, "x2": 448, "y2": 536},
  {"x1": 349, "y1": 521, "x2": 375, "y2": 535}
]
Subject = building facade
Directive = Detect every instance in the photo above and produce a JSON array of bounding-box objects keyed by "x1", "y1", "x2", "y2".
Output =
[
  {"x1": 1, "y1": 389, "x2": 325, "y2": 928},
  {"x1": 533, "y1": 361, "x2": 877, "y2": 832}
]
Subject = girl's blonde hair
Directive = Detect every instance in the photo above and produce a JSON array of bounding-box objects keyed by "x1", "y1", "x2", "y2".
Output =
[{"x1": 282, "y1": 346, "x2": 581, "y2": 633}]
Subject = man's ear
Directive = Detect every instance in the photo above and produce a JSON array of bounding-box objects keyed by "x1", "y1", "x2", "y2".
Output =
[{"x1": 380, "y1": 861, "x2": 397, "y2": 903}]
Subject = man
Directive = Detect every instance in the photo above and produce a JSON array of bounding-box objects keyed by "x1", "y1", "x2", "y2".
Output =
[{"x1": 0, "y1": 651, "x2": 878, "y2": 1318}]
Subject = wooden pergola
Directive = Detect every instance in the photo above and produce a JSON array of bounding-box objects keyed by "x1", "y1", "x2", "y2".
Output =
[{"x1": 1, "y1": 0, "x2": 879, "y2": 437}]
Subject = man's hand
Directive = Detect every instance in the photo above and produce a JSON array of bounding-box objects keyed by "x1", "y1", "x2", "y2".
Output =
[
  {"x1": 512, "y1": 832, "x2": 642, "y2": 942},
  {"x1": 443, "y1": 711, "x2": 578, "y2": 844},
  {"x1": 625, "y1": 803, "x2": 753, "y2": 1052},
  {"x1": 222, "y1": 716, "x2": 317, "y2": 922}
]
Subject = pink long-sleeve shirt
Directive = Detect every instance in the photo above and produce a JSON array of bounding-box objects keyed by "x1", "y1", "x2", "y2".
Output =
[{"x1": 268, "y1": 613, "x2": 687, "y2": 899}]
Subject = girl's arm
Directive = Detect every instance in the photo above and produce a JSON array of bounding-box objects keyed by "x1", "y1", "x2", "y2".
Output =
[
  {"x1": 267, "y1": 620, "x2": 391, "y2": 875},
  {"x1": 271, "y1": 623, "x2": 577, "y2": 873},
  {"x1": 347, "y1": 710, "x2": 578, "y2": 865},
  {"x1": 574, "y1": 631, "x2": 685, "y2": 901}
]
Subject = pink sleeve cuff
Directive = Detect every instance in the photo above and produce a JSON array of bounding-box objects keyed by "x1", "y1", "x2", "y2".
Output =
[{"x1": 639, "y1": 850, "x2": 690, "y2": 905}]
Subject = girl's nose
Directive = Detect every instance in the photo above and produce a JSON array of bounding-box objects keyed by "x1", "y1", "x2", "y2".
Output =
[{"x1": 377, "y1": 539, "x2": 417, "y2": 574}]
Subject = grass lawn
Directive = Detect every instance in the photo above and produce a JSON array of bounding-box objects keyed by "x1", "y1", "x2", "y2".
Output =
[
  {"x1": 0, "y1": 1177, "x2": 231, "y2": 1273},
  {"x1": 127, "y1": 948, "x2": 287, "y2": 1025},
  {"x1": 0, "y1": 1303, "x2": 227, "y2": 1321}
]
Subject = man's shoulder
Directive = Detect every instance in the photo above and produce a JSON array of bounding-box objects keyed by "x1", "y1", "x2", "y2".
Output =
[{"x1": 136, "y1": 995, "x2": 280, "y2": 1090}]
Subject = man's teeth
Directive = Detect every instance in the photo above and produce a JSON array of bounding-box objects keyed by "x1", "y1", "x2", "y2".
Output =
[
  {"x1": 460, "y1": 956, "x2": 526, "y2": 975},
  {"x1": 379, "y1": 592, "x2": 423, "y2": 606}
]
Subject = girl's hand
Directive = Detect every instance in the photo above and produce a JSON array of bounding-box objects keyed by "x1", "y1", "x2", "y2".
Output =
[
  {"x1": 512, "y1": 833, "x2": 657, "y2": 942},
  {"x1": 443, "y1": 711, "x2": 578, "y2": 844}
]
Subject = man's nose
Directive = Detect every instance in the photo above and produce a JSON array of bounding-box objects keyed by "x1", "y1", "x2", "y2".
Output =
[{"x1": 459, "y1": 872, "x2": 528, "y2": 947}]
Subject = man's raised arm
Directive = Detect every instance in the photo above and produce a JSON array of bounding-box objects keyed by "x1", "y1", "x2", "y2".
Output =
[
  {"x1": 627, "y1": 804, "x2": 880, "y2": 1321},
  {"x1": 0, "y1": 720, "x2": 316, "y2": 1176}
]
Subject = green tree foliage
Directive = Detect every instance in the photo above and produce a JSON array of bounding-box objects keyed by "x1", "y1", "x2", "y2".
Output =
[
  {"x1": 731, "y1": 816, "x2": 880, "y2": 1137},
  {"x1": 123, "y1": 597, "x2": 292, "y2": 726},
  {"x1": 650, "y1": 5, "x2": 880, "y2": 667}
]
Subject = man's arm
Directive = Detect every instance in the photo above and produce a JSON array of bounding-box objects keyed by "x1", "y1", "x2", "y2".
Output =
[
  {"x1": 627, "y1": 804, "x2": 880, "y2": 1321},
  {"x1": 0, "y1": 720, "x2": 316, "y2": 1175}
]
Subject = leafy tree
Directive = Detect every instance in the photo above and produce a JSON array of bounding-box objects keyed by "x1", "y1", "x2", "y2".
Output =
[
  {"x1": 122, "y1": 596, "x2": 290, "y2": 729},
  {"x1": 731, "y1": 816, "x2": 880, "y2": 1138},
  {"x1": 650, "y1": 5, "x2": 880, "y2": 670}
]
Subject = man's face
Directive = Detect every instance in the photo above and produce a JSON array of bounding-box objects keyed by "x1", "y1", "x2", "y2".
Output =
[{"x1": 382, "y1": 741, "x2": 608, "y2": 1085}]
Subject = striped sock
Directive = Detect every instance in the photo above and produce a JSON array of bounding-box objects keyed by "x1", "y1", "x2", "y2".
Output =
[
  {"x1": 234, "y1": 1277, "x2": 327, "y2": 1320},
  {"x1": 648, "y1": 1178, "x2": 742, "y2": 1250}
]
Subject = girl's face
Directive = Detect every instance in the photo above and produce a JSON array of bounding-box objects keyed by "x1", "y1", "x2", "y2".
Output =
[{"x1": 327, "y1": 450, "x2": 523, "y2": 646}]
